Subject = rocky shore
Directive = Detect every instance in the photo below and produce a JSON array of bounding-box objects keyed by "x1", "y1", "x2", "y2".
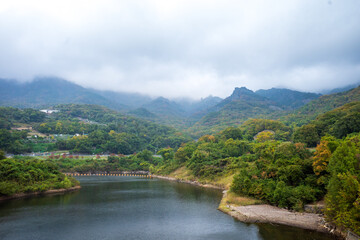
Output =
[{"x1": 0, "y1": 186, "x2": 81, "y2": 201}]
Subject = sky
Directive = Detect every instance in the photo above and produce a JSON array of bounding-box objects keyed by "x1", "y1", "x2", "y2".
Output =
[{"x1": 0, "y1": 0, "x2": 360, "y2": 99}]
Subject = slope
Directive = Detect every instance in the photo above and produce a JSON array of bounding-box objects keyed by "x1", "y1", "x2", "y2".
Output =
[
  {"x1": 284, "y1": 86, "x2": 360, "y2": 125},
  {"x1": 0, "y1": 78, "x2": 127, "y2": 111},
  {"x1": 255, "y1": 88, "x2": 321, "y2": 110},
  {"x1": 189, "y1": 87, "x2": 283, "y2": 136}
]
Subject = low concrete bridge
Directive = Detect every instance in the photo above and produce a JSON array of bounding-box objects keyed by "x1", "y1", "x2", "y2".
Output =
[{"x1": 64, "y1": 173, "x2": 152, "y2": 178}]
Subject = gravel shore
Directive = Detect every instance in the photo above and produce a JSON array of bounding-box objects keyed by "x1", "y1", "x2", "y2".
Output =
[{"x1": 223, "y1": 204, "x2": 329, "y2": 232}]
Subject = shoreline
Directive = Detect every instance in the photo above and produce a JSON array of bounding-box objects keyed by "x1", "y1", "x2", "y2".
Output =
[
  {"x1": 0, "y1": 186, "x2": 81, "y2": 201},
  {"x1": 218, "y1": 201, "x2": 344, "y2": 239},
  {"x1": 152, "y1": 175, "x2": 225, "y2": 190},
  {"x1": 153, "y1": 174, "x2": 343, "y2": 238}
]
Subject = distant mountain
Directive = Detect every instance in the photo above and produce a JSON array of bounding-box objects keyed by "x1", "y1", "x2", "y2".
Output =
[
  {"x1": 142, "y1": 97, "x2": 186, "y2": 118},
  {"x1": 321, "y1": 82, "x2": 360, "y2": 95},
  {"x1": 137, "y1": 96, "x2": 223, "y2": 129},
  {"x1": 214, "y1": 87, "x2": 273, "y2": 110},
  {"x1": 2, "y1": 77, "x2": 358, "y2": 136},
  {"x1": 189, "y1": 87, "x2": 282, "y2": 136},
  {"x1": 90, "y1": 89, "x2": 153, "y2": 108},
  {"x1": 0, "y1": 78, "x2": 127, "y2": 110},
  {"x1": 174, "y1": 96, "x2": 223, "y2": 120},
  {"x1": 127, "y1": 107, "x2": 158, "y2": 120},
  {"x1": 255, "y1": 88, "x2": 321, "y2": 110}
]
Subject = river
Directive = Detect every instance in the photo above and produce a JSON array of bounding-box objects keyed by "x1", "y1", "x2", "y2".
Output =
[{"x1": 0, "y1": 176, "x2": 335, "y2": 240}]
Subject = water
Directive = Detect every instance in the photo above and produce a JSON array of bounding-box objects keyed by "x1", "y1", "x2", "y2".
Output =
[{"x1": 0, "y1": 176, "x2": 335, "y2": 240}]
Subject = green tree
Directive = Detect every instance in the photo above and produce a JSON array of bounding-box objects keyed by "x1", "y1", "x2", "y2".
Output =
[{"x1": 293, "y1": 124, "x2": 320, "y2": 147}]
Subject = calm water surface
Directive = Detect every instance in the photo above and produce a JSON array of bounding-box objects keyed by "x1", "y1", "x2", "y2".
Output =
[{"x1": 0, "y1": 176, "x2": 335, "y2": 240}]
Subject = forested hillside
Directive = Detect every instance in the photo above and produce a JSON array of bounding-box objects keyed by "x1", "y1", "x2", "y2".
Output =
[
  {"x1": 284, "y1": 86, "x2": 360, "y2": 126},
  {"x1": 188, "y1": 87, "x2": 283, "y2": 136},
  {"x1": 0, "y1": 104, "x2": 191, "y2": 154},
  {"x1": 153, "y1": 116, "x2": 360, "y2": 235},
  {"x1": 293, "y1": 102, "x2": 360, "y2": 147}
]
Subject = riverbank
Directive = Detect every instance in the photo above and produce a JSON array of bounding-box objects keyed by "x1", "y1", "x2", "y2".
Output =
[
  {"x1": 218, "y1": 191, "x2": 328, "y2": 231},
  {"x1": 153, "y1": 171, "x2": 343, "y2": 238},
  {"x1": 153, "y1": 175, "x2": 225, "y2": 190},
  {"x1": 0, "y1": 186, "x2": 81, "y2": 201}
]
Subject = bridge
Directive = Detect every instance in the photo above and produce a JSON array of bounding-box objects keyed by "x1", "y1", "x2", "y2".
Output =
[{"x1": 64, "y1": 173, "x2": 152, "y2": 178}]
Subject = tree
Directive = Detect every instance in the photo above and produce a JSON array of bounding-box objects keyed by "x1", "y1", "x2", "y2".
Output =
[
  {"x1": 255, "y1": 131, "x2": 275, "y2": 142},
  {"x1": 325, "y1": 134, "x2": 360, "y2": 235},
  {"x1": 136, "y1": 150, "x2": 153, "y2": 163},
  {"x1": 157, "y1": 148, "x2": 174, "y2": 161},
  {"x1": 293, "y1": 124, "x2": 320, "y2": 147},
  {"x1": 224, "y1": 139, "x2": 250, "y2": 157},
  {"x1": 220, "y1": 127, "x2": 243, "y2": 140},
  {"x1": 198, "y1": 135, "x2": 216, "y2": 143},
  {"x1": 174, "y1": 143, "x2": 196, "y2": 164}
]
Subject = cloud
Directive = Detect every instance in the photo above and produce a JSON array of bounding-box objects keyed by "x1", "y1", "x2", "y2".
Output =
[{"x1": 0, "y1": 0, "x2": 359, "y2": 99}]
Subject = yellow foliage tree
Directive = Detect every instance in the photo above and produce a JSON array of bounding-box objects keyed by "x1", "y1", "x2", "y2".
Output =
[
  {"x1": 198, "y1": 134, "x2": 216, "y2": 143},
  {"x1": 255, "y1": 130, "x2": 275, "y2": 142},
  {"x1": 313, "y1": 140, "x2": 331, "y2": 176}
]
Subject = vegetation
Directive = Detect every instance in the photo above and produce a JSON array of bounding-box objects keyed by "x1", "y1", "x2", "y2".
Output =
[
  {"x1": 284, "y1": 86, "x2": 360, "y2": 126},
  {"x1": 0, "y1": 104, "x2": 191, "y2": 155},
  {"x1": 153, "y1": 120, "x2": 360, "y2": 234},
  {"x1": 1, "y1": 85, "x2": 360, "y2": 234},
  {"x1": 293, "y1": 102, "x2": 360, "y2": 147},
  {"x1": 47, "y1": 150, "x2": 163, "y2": 173},
  {"x1": 323, "y1": 134, "x2": 360, "y2": 234},
  {"x1": 0, "y1": 153, "x2": 79, "y2": 196}
]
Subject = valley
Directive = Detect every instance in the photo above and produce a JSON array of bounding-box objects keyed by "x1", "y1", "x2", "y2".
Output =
[{"x1": 1, "y1": 78, "x2": 360, "y2": 238}]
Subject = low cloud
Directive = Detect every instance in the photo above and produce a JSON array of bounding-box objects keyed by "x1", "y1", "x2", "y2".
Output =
[{"x1": 0, "y1": 0, "x2": 359, "y2": 99}]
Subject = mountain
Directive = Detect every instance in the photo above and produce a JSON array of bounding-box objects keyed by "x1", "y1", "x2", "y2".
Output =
[
  {"x1": 0, "y1": 78, "x2": 127, "y2": 110},
  {"x1": 2, "y1": 77, "x2": 358, "y2": 136},
  {"x1": 127, "y1": 107, "x2": 159, "y2": 120},
  {"x1": 139, "y1": 97, "x2": 189, "y2": 129},
  {"x1": 90, "y1": 89, "x2": 153, "y2": 108},
  {"x1": 188, "y1": 87, "x2": 282, "y2": 136},
  {"x1": 142, "y1": 97, "x2": 186, "y2": 118},
  {"x1": 174, "y1": 96, "x2": 223, "y2": 120},
  {"x1": 255, "y1": 88, "x2": 321, "y2": 110}
]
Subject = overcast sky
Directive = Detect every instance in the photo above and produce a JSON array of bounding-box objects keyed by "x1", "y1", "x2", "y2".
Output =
[{"x1": 0, "y1": 0, "x2": 360, "y2": 99}]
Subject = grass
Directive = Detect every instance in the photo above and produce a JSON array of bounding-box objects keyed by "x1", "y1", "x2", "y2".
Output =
[
  {"x1": 218, "y1": 191, "x2": 263, "y2": 211},
  {"x1": 165, "y1": 166, "x2": 237, "y2": 189},
  {"x1": 167, "y1": 166, "x2": 194, "y2": 180}
]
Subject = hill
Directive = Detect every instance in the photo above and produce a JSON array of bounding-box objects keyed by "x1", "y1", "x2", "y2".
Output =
[
  {"x1": 284, "y1": 86, "x2": 360, "y2": 125},
  {"x1": 0, "y1": 78, "x2": 127, "y2": 111},
  {"x1": 0, "y1": 104, "x2": 192, "y2": 154},
  {"x1": 293, "y1": 101, "x2": 360, "y2": 146}
]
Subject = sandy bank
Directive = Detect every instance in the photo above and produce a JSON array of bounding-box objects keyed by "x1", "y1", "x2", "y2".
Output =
[
  {"x1": 153, "y1": 175, "x2": 225, "y2": 190},
  {"x1": 0, "y1": 186, "x2": 81, "y2": 201}
]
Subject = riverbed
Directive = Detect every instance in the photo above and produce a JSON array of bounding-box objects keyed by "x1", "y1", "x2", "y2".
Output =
[{"x1": 0, "y1": 176, "x2": 335, "y2": 240}]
